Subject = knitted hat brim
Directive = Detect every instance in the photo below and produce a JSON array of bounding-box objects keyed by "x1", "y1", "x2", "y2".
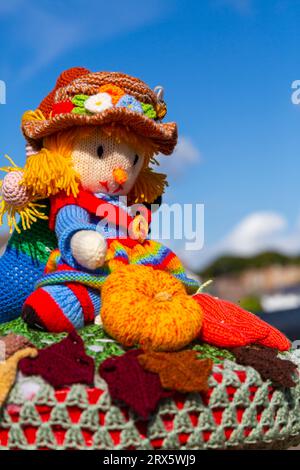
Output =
[{"x1": 22, "y1": 107, "x2": 178, "y2": 155}]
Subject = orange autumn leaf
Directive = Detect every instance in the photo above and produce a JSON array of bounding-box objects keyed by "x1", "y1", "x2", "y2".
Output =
[{"x1": 138, "y1": 350, "x2": 213, "y2": 393}]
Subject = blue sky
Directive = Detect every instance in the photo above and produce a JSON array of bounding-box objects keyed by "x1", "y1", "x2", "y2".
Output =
[{"x1": 0, "y1": 0, "x2": 299, "y2": 269}]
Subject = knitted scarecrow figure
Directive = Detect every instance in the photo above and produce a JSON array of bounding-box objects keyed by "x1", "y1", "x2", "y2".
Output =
[
  {"x1": 0, "y1": 68, "x2": 299, "y2": 452},
  {"x1": 0, "y1": 68, "x2": 202, "y2": 346}
]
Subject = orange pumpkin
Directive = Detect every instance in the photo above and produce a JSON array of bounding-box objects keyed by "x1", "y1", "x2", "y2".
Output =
[{"x1": 101, "y1": 265, "x2": 203, "y2": 351}]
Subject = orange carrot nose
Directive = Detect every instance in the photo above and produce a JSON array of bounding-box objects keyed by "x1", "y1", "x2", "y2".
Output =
[{"x1": 113, "y1": 167, "x2": 128, "y2": 185}]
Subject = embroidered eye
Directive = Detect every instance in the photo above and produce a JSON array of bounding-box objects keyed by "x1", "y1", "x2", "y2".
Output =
[
  {"x1": 133, "y1": 154, "x2": 139, "y2": 166},
  {"x1": 97, "y1": 145, "x2": 104, "y2": 158}
]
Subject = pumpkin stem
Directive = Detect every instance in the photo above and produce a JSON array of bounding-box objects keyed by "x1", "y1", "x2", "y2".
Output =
[{"x1": 154, "y1": 291, "x2": 173, "y2": 302}]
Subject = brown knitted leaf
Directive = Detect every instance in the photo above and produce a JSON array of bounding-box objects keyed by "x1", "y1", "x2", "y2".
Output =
[
  {"x1": 231, "y1": 344, "x2": 297, "y2": 388},
  {"x1": 0, "y1": 334, "x2": 33, "y2": 360},
  {"x1": 138, "y1": 350, "x2": 213, "y2": 393}
]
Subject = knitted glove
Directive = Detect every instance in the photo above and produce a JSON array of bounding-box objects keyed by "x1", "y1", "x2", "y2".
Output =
[{"x1": 70, "y1": 230, "x2": 107, "y2": 270}]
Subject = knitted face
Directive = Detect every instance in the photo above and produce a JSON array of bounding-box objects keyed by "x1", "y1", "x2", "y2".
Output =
[{"x1": 72, "y1": 128, "x2": 144, "y2": 195}]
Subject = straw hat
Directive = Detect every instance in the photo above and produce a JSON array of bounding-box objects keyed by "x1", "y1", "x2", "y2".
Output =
[{"x1": 21, "y1": 67, "x2": 178, "y2": 155}]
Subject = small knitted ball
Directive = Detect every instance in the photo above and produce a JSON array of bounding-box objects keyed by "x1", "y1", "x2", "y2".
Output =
[
  {"x1": 101, "y1": 265, "x2": 203, "y2": 351},
  {"x1": 1, "y1": 171, "x2": 30, "y2": 207}
]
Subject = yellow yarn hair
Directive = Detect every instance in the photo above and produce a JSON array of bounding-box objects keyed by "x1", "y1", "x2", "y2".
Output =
[
  {"x1": 22, "y1": 129, "x2": 81, "y2": 199},
  {"x1": 100, "y1": 265, "x2": 203, "y2": 352}
]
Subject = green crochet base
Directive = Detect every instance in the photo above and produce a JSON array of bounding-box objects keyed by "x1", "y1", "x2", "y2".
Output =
[{"x1": 0, "y1": 318, "x2": 235, "y2": 366}]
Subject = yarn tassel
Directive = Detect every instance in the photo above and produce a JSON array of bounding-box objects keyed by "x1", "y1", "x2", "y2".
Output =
[{"x1": 0, "y1": 155, "x2": 48, "y2": 234}]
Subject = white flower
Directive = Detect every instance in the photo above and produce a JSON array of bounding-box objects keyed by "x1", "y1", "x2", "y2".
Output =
[{"x1": 84, "y1": 92, "x2": 113, "y2": 114}]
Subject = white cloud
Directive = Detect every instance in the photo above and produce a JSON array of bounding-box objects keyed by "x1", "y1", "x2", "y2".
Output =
[
  {"x1": 157, "y1": 136, "x2": 201, "y2": 177},
  {"x1": 168, "y1": 211, "x2": 300, "y2": 273},
  {"x1": 221, "y1": 212, "x2": 287, "y2": 256}
]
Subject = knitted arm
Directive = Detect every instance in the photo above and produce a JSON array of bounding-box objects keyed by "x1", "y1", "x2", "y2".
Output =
[{"x1": 56, "y1": 205, "x2": 107, "y2": 269}]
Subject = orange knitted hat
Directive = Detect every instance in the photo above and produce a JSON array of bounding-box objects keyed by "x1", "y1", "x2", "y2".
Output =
[{"x1": 21, "y1": 67, "x2": 178, "y2": 155}]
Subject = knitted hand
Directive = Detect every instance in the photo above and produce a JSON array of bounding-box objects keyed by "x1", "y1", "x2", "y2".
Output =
[{"x1": 70, "y1": 230, "x2": 107, "y2": 270}]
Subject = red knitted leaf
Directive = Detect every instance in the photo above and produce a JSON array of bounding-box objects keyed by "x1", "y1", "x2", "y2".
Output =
[
  {"x1": 19, "y1": 331, "x2": 94, "y2": 388},
  {"x1": 194, "y1": 293, "x2": 290, "y2": 351},
  {"x1": 99, "y1": 350, "x2": 173, "y2": 419}
]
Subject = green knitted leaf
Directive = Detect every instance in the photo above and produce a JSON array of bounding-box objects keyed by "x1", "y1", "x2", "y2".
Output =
[
  {"x1": 193, "y1": 343, "x2": 235, "y2": 363},
  {"x1": 71, "y1": 94, "x2": 89, "y2": 106},
  {"x1": 141, "y1": 102, "x2": 157, "y2": 119},
  {"x1": 72, "y1": 106, "x2": 88, "y2": 115}
]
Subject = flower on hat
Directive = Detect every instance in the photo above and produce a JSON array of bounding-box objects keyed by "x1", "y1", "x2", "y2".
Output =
[
  {"x1": 116, "y1": 94, "x2": 143, "y2": 113},
  {"x1": 98, "y1": 84, "x2": 125, "y2": 104},
  {"x1": 84, "y1": 92, "x2": 113, "y2": 114}
]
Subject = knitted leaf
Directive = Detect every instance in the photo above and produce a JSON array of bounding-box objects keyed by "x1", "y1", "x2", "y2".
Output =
[
  {"x1": 19, "y1": 331, "x2": 94, "y2": 388},
  {"x1": 231, "y1": 345, "x2": 297, "y2": 388},
  {"x1": 0, "y1": 333, "x2": 33, "y2": 359},
  {"x1": 194, "y1": 293, "x2": 290, "y2": 351},
  {"x1": 99, "y1": 350, "x2": 172, "y2": 420},
  {"x1": 138, "y1": 350, "x2": 213, "y2": 393}
]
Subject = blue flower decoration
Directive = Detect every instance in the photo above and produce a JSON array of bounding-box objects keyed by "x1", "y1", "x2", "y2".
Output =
[{"x1": 116, "y1": 94, "x2": 143, "y2": 113}]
